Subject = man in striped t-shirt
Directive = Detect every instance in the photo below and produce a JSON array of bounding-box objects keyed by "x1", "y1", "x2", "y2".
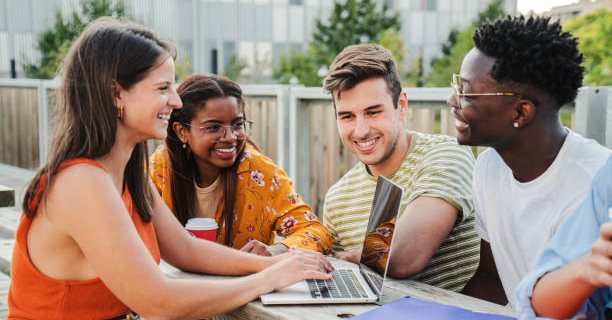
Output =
[{"x1": 321, "y1": 44, "x2": 479, "y2": 292}]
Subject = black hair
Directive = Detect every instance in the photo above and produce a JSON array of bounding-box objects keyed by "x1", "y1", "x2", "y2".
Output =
[{"x1": 473, "y1": 15, "x2": 584, "y2": 107}]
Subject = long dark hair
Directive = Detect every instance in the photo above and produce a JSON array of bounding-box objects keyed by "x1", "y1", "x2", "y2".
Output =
[
  {"x1": 169, "y1": 74, "x2": 258, "y2": 246},
  {"x1": 23, "y1": 17, "x2": 175, "y2": 222}
]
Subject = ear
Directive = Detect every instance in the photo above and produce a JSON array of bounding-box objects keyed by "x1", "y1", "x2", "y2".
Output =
[
  {"x1": 111, "y1": 80, "x2": 127, "y2": 108},
  {"x1": 511, "y1": 100, "x2": 536, "y2": 128},
  {"x1": 397, "y1": 91, "x2": 408, "y2": 120},
  {"x1": 172, "y1": 122, "x2": 189, "y2": 143}
]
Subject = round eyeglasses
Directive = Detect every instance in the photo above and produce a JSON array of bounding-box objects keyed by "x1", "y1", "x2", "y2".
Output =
[
  {"x1": 184, "y1": 120, "x2": 253, "y2": 140},
  {"x1": 451, "y1": 73, "x2": 522, "y2": 108}
]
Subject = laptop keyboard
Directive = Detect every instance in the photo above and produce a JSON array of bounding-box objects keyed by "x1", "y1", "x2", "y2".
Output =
[{"x1": 306, "y1": 269, "x2": 368, "y2": 299}]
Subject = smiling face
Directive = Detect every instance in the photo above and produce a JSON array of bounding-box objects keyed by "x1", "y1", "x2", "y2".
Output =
[
  {"x1": 117, "y1": 57, "x2": 182, "y2": 141},
  {"x1": 447, "y1": 48, "x2": 518, "y2": 148},
  {"x1": 176, "y1": 96, "x2": 247, "y2": 177},
  {"x1": 335, "y1": 77, "x2": 407, "y2": 171}
]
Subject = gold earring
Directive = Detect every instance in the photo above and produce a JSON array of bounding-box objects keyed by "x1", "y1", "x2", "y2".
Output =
[{"x1": 117, "y1": 104, "x2": 124, "y2": 120}]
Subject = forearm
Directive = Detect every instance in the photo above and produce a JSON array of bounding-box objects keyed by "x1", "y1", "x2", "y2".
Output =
[
  {"x1": 387, "y1": 246, "x2": 431, "y2": 278},
  {"x1": 531, "y1": 255, "x2": 596, "y2": 319},
  {"x1": 171, "y1": 238, "x2": 274, "y2": 275},
  {"x1": 142, "y1": 272, "x2": 273, "y2": 320},
  {"x1": 387, "y1": 196, "x2": 457, "y2": 278}
]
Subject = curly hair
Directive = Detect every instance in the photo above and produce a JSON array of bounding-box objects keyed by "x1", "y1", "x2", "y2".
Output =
[{"x1": 473, "y1": 15, "x2": 584, "y2": 107}]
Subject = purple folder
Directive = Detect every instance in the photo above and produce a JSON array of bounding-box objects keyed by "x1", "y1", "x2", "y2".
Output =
[{"x1": 352, "y1": 296, "x2": 516, "y2": 320}]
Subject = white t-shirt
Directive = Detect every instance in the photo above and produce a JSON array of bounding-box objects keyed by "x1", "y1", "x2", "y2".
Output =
[{"x1": 473, "y1": 130, "x2": 611, "y2": 308}]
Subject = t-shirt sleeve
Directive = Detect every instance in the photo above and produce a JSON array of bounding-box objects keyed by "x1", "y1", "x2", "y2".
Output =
[{"x1": 407, "y1": 142, "x2": 475, "y2": 223}]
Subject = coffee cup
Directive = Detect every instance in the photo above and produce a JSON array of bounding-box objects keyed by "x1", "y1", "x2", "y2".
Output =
[{"x1": 185, "y1": 218, "x2": 218, "y2": 242}]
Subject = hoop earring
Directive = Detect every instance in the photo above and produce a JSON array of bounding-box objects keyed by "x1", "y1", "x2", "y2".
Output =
[{"x1": 117, "y1": 105, "x2": 124, "y2": 120}]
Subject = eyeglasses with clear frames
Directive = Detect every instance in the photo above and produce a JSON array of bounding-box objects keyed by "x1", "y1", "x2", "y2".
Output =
[
  {"x1": 184, "y1": 120, "x2": 253, "y2": 140},
  {"x1": 451, "y1": 73, "x2": 522, "y2": 106}
]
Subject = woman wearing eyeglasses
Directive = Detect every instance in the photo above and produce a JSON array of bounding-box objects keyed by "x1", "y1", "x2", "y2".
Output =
[
  {"x1": 9, "y1": 19, "x2": 332, "y2": 320},
  {"x1": 149, "y1": 74, "x2": 332, "y2": 256}
]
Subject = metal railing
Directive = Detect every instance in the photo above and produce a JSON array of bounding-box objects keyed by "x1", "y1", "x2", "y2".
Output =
[{"x1": 1, "y1": 79, "x2": 610, "y2": 215}]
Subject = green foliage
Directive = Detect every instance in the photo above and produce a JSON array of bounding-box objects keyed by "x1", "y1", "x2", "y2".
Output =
[
  {"x1": 24, "y1": 0, "x2": 128, "y2": 79},
  {"x1": 473, "y1": 0, "x2": 506, "y2": 28},
  {"x1": 403, "y1": 56, "x2": 423, "y2": 87},
  {"x1": 175, "y1": 51, "x2": 193, "y2": 83},
  {"x1": 311, "y1": 0, "x2": 400, "y2": 66},
  {"x1": 379, "y1": 29, "x2": 406, "y2": 73},
  {"x1": 425, "y1": 26, "x2": 476, "y2": 87},
  {"x1": 223, "y1": 54, "x2": 248, "y2": 83},
  {"x1": 273, "y1": 47, "x2": 321, "y2": 86},
  {"x1": 273, "y1": 0, "x2": 400, "y2": 86},
  {"x1": 425, "y1": 0, "x2": 505, "y2": 87},
  {"x1": 563, "y1": 9, "x2": 612, "y2": 86}
]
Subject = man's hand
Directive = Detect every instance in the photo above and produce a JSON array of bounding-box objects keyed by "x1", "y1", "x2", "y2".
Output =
[
  {"x1": 240, "y1": 240, "x2": 289, "y2": 256},
  {"x1": 333, "y1": 247, "x2": 363, "y2": 264}
]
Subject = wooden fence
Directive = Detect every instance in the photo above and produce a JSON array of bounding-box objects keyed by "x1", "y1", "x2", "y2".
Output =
[{"x1": 1, "y1": 79, "x2": 610, "y2": 217}]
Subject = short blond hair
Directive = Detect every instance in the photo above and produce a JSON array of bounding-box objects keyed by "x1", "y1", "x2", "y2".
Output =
[{"x1": 323, "y1": 44, "x2": 401, "y2": 108}]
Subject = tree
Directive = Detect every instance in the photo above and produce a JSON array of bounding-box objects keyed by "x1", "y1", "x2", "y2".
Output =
[
  {"x1": 311, "y1": 0, "x2": 400, "y2": 66},
  {"x1": 273, "y1": 0, "x2": 400, "y2": 86},
  {"x1": 223, "y1": 54, "x2": 248, "y2": 83},
  {"x1": 563, "y1": 9, "x2": 612, "y2": 86},
  {"x1": 24, "y1": 0, "x2": 128, "y2": 79},
  {"x1": 273, "y1": 47, "x2": 321, "y2": 86},
  {"x1": 175, "y1": 50, "x2": 193, "y2": 83},
  {"x1": 378, "y1": 29, "x2": 406, "y2": 74},
  {"x1": 425, "y1": 0, "x2": 505, "y2": 87}
]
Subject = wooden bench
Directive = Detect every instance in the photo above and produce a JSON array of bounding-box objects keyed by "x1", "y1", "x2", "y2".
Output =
[{"x1": 0, "y1": 185, "x2": 14, "y2": 208}]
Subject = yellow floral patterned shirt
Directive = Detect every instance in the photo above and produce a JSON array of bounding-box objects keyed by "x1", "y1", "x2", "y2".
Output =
[{"x1": 149, "y1": 145, "x2": 332, "y2": 254}]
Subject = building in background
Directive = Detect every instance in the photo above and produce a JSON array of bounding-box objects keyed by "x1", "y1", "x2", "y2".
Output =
[
  {"x1": 546, "y1": 0, "x2": 611, "y2": 22},
  {"x1": 0, "y1": 0, "x2": 516, "y2": 79}
]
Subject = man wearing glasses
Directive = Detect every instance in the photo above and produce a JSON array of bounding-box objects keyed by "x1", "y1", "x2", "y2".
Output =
[
  {"x1": 448, "y1": 16, "x2": 611, "y2": 307},
  {"x1": 322, "y1": 44, "x2": 480, "y2": 292}
]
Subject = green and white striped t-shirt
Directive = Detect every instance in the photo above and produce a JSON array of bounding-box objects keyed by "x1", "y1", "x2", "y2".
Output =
[{"x1": 323, "y1": 131, "x2": 480, "y2": 292}]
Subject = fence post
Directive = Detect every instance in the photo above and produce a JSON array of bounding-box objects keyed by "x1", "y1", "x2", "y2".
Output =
[
  {"x1": 276, "y1": 86, "x2": 290, "y2": 170},
  {"x1": 574, "y1": 87, "x2": 609, "y2": 146},
  {"x1": 37, "y1": 80, "x2": 49, "y2": 167},
  {"x1": 288, "y1": 86, "x2": 298, "y2": 183},
  {"x1": 605, "y1": 88, "x2": 612, "y2": 149}
]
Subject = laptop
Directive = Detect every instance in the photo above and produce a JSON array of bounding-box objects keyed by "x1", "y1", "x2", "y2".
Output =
[{"x1": 261, "y1": 176, "x2": 403, "y2": 304}]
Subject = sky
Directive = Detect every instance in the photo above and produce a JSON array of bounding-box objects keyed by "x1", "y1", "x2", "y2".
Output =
[{"x1": 516, "y1": 0, "x2": 579, "y2": 13}]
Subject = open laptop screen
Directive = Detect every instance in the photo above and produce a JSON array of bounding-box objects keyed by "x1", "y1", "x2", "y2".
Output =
[{"x1": 359, "y1": 176, "x2": 403, "y2": 295}]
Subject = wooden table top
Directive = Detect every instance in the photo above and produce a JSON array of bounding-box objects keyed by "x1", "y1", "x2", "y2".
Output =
[{"x1": 160, "y1": 258, "x2": 515, "y2": 320}]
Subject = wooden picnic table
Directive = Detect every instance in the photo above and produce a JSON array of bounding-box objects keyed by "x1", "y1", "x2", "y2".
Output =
[
  {"x1": 160, "y1": 257, "x2": 515, "y2": 320},
  {"x1": 0, "y1": 185, "x2": 14, "y2": 208}
]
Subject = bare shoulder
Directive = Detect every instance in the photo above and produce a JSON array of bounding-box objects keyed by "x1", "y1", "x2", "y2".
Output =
[{"x1": 43, "y1": 163, "x2": 118, "y2": 222}]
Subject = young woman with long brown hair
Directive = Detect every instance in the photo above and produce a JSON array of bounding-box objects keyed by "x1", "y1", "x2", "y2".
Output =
[
  {"x1": 8, "y1": 18, "x2": 331, "y2": 320},
  {"x1": 149, "y1": 74, "x2": 332, "y2": 256}
]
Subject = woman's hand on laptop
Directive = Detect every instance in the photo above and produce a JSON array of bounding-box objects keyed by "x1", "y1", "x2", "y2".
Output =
[
  {"x1": 263, "y1": 249, "x2": 333, "y2": 291},
  {"x1": 333, "y1": 247, "x2": 363, "y2": 264}
]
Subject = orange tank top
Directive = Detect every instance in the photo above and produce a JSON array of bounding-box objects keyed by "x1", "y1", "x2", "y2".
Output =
[{"x1": 7, "y1": 159, "x2": 161, "y2": 320}]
